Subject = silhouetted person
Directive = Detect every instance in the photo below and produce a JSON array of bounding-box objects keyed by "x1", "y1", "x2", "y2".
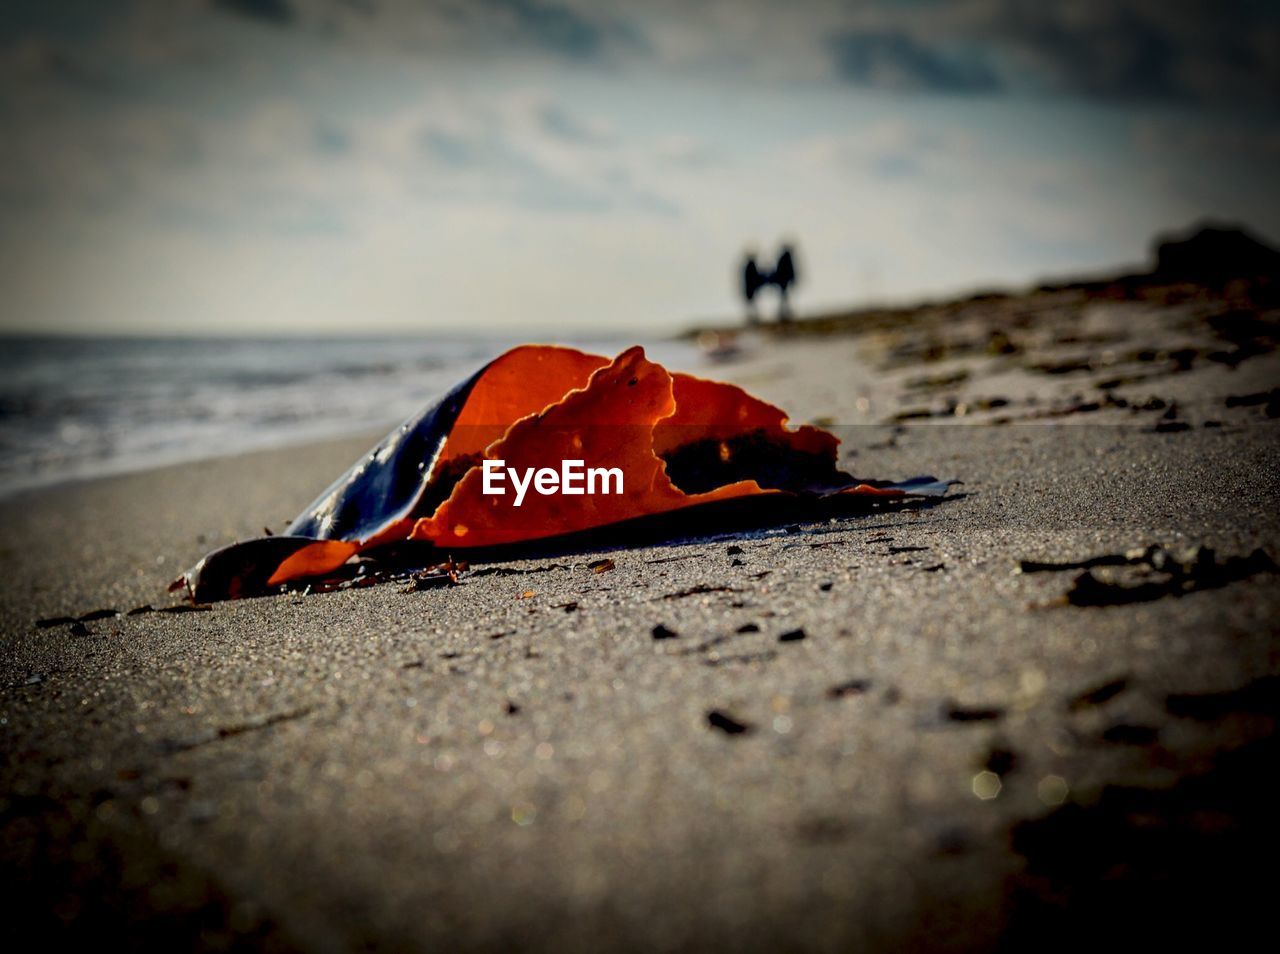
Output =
[
  {"x1": 773, "y1": 245, "x2": 796, "y2": 322},
  {"x1": 739, "y1": 242, "x2": 801, "y2": 325},
  {"x1": 742, "y1": 254, "x2": 764, "y2": 324}
]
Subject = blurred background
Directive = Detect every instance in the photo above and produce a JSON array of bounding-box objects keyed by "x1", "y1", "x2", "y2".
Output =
[{"x1": 1, "y1": 0, "x2": 1277, "y2": 488}]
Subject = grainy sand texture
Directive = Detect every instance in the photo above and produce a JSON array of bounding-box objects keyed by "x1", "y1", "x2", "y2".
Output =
[{"x1": 3, "y1": 275, "x2": 1278, "y2": 951}]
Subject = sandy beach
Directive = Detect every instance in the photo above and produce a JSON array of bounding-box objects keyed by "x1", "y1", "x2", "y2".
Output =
[{"x1": 3, "y1": 283, "x2": 1278, "y2": 950}]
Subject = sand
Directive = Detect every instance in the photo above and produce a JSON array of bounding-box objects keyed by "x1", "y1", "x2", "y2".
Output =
[{"x1": 3, "y1": 288, "x2": 1278, "y2": 950}]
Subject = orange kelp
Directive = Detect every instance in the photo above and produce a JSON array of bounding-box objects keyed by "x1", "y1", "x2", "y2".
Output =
[{"x1": 178, "y1": 345, "x2": 949, "y2": 600}]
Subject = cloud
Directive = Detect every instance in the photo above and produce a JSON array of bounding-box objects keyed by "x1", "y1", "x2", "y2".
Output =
[
  {"x1": 213, "y1": 0, "x2": 295, "y2": 28},
  {"x1": 16, "y1": 1, "x2": 1273, "y2": 107},
  {"x1": 537, "y1": 103, "x2": 612, "y2": 145},
  {"x1": 981, "y1": 0, "x2": 1278, "y2": 103},
  {"x1": 313, "y1": 121, "x2": 352, "y2": 155},
  {"x1": 1, "y1": 0, "x2": 1276, "y2": 337},
  {"x1": 486, "y1": 0, "x2": 609, "y2": 61},
  {"x1": 651, "y1": 135, "x2": 723, "y2": 171},
  {"x1": 785, "y1": 122, "x2": 978, "y2": 185},
  {"x1": 839, "y1": 0, "x2": 1280, "y2": 105},
  {"x1": 828, "y1": 29, "x2": 1000, "y2": 93},
  {"x1": 200, "y1": 0, "x2": 645, "y2": 65},
  {"x1": 418, "y1": 128, "x2": 482, "y2": 168},
  {"x1": 410, "y1": 95, "x2": 672, "y2": 214},
  {"x1": 0, "y1": 35, "x2": 112, "y2": 91}
]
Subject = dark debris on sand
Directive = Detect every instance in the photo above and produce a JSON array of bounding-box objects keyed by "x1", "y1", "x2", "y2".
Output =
[
  {"x1": 707, "y1": 710, "x2": 753, "y2": 735},
  {"x1": 944, "y1": 702, "x2": 1005, "y2": 723},
  {"x1": 1064, "y1": 546, "x2": 1276, "y2": 607},
  {"x1": 1021, "y1": 544, "x2": 1277, "y2": 607},
  {"x1": 1068, "y1": 676, "x2": 1130, "y2": 711}
]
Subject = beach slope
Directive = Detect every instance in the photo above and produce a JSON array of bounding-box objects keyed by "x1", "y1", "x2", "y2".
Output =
[{"x1": 3, "y1": 290, "x2": 1279, "y2": 950}]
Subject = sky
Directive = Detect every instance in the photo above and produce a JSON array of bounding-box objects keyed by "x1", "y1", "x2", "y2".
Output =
[{"x1": 1, "y1": 0, "x2": 1277, "y2": 336}]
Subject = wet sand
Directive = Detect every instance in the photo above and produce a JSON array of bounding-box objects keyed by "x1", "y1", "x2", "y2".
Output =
[{"x1": 3, "y1": 287, "x2": 1278, "y2": 950}]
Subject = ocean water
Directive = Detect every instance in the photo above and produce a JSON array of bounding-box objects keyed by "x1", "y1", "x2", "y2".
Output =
[{"x1": 0, "y1": 334, "x2": 698, "y2": 498}]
